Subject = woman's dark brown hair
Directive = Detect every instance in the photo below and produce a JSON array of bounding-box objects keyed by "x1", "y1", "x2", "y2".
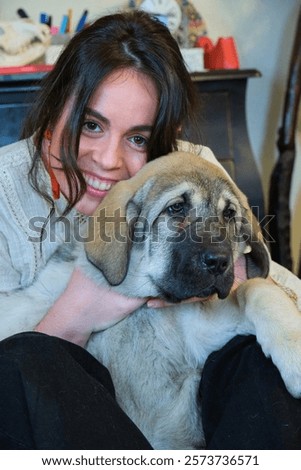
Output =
[{"x1": 23, "y1": 10, "x2": 199, "y2": 213}]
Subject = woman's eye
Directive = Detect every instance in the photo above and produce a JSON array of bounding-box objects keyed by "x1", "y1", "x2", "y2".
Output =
[
  {"x1": 167, "y1": 202, "x2": 186, "y2": 216},
  {"x1": 128, "y1": 135, "x2": 148, "y2": 148},
  {"x1": 82, "y1": 121, "x2": 102, "y2": 133}
]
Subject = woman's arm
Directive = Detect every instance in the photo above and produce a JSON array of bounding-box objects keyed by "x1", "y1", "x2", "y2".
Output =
[
  {"x1": 35, "y1": 267, "x2": 146, "y2": 347},
  {"x1": 0, "y1": 232, "x2": 145, "y2": 345}
]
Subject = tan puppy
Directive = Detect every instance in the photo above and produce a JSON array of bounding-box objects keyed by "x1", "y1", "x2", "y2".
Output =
[
  {"x1": 83, "y1": 152, "x2": 301, "y2": 448},
  {"x1": 1, "y1": 151, "x2": 301, "y2": 449}
]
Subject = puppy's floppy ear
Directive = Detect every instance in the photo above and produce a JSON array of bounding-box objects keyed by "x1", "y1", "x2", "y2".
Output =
[
  {"x1": 84, "y1": 160, "x2": 159, "y2": 286},
  {"x1": 85, "y1": 182, "x2": 137, "y2": 286},
  {"x1": 241, "y1": 208, "x2": 270, "y2": 279}
]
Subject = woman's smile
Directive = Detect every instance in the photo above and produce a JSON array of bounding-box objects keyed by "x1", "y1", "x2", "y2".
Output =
[{"x1": 83, "y1": 172, "x2": 116, "y2": 197}]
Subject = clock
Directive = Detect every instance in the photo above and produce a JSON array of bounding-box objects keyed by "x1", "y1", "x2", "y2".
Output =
[
  {"x1": 136, "y1": 0, "x2": 182, "y2": 35},
  {"x1": 133, "y1": 1, "x2": 207, "y2": 48}
]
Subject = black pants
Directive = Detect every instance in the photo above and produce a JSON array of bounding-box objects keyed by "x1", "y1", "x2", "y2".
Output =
[
  {"x1": 1, "y1": 332, "x2": 301, "y2": 450},
  {"x1": 200, "y1": 335, "x2": 301, "y2": 449},
  {"x1": 0, "y1": 332, "x2": 152, "y2": 450}
]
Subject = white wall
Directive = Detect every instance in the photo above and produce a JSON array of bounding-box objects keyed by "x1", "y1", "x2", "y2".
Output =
[{"x1": 1, "y1": 0, "x2": 300, "y2": 271}]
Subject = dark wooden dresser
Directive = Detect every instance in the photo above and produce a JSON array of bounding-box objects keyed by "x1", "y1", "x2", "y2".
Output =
[{"x1": 188, "y1": 69, "x2": 263, "y2": 217}]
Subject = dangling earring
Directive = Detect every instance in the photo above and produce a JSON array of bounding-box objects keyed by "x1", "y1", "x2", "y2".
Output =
[{"x1": 44, "y1": 129, "x2": 60, "y2": 200}]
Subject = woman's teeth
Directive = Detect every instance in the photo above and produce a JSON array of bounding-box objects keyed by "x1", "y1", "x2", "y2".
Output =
[{"x1": 84, "y1": 175, "x2": 113, "y2": 191}]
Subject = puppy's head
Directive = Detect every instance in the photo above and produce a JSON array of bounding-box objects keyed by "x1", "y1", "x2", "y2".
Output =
[{"x1": 85, "y1": 151, "x2": 269, "y2": 300}]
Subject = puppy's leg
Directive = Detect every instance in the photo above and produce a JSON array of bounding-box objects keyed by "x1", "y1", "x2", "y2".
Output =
[{"x1": 237, "y1": 278, "x2": 301, "y2": 398}]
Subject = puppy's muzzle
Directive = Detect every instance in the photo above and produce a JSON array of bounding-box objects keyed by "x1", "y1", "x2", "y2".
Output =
[{"x1": 157, "y1": 237, "x2": 234, "y2": 302}]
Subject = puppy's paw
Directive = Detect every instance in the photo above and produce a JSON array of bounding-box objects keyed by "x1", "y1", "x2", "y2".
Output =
[
  {"x1": 258, "y1": 309, "x2": 301, "y2": 399},
  {"x1": 237, "y1": 278, "x2": 301, "y2": 398},
  {"x1": 267, "y1": 337, "x2": 301, "y2": 399}
]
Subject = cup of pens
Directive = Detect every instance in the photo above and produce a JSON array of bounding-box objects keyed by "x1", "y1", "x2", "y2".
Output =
[{"x1": 44, "y1": 9, "x2": 88, "y2": 64}]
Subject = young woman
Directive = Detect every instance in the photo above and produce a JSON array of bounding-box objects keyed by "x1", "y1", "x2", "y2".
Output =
[{"x1": 0, "y1": 10, "x2": 300, "y2": 450}]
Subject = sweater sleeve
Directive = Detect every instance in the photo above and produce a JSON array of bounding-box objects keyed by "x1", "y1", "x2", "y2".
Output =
[
  {"x1": 0, "y1": 185, "x2": 41, "y2": 292},
  {"x1": 269, "y1": 260, "x2": 301, "y2": 310},
  {"x1": 0, "y1": 231, "x2": 22, "y2": 291},
  {"x1": 0, "y1": 140, "x2": 56, "y2": 291}
]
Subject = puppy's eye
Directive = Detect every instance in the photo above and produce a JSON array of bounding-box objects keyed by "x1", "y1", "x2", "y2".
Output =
[
  {"x1": 167, "y1": 202, "x2": 186, "y2": 216},
  {"x1": 223, "y1": 204, "x2": 236, "y2": 220}
]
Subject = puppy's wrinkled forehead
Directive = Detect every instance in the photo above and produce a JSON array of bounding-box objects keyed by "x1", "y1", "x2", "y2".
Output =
[{"x1": 132, "y1": 152, "x2": 243, "y2": 219}]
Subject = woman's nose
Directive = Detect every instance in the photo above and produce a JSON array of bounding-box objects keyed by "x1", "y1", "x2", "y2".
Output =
[{"x1": 92, "y1": 139, "x2": 123, "y2": 170}]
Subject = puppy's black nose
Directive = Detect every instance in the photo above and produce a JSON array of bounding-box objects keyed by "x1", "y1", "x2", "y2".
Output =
[{"x1": 201, "y1": 251, "x2": 230, "y2": 275}]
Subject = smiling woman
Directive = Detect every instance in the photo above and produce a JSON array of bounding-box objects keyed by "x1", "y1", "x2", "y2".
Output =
[{"x1": 45, "y1": 68, "x2": 158, "y2": 215}]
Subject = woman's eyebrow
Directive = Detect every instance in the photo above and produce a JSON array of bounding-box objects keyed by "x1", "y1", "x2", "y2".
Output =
[
  {"x1": 85, "y1": 107, "x2": 153, "y2": 133},
  {"x1": 85, "y1": 107, "x2": 109, "y2": 125}
]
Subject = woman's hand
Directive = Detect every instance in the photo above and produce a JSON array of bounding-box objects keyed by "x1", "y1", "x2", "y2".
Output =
[{"x1": 35, "y1": 267, "x2": 146, "y2": 347}]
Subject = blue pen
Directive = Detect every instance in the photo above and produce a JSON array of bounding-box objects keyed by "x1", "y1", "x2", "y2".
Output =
[
  {"x1": 59, "y1": 15, "x2": 69, "y2": 34},
  {"x1": 75, "y1": 10, "x2": 88, "y2": 32}
]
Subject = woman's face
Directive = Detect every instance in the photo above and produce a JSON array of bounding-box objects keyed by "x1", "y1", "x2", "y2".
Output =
[{"x1": 47, "y1": 68, "x2": 159, "y2": 215}]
